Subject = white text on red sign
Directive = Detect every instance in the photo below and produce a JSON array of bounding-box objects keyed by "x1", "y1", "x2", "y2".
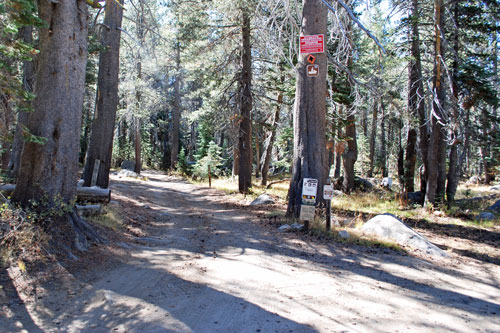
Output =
[{"x1": 300, "y1": 34, "x2": 324, "y2": 54}]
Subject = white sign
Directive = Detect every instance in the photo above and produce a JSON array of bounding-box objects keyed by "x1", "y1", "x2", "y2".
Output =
[
  {"x1": 323, "y1": 185, "x2": 334, "y2": 200},
  {"x1": 302, "y1": 178, "x2": 318, "y2": 200},
  {"x1": 300, "y1": 205, "x2": 315, "y2": 221}
]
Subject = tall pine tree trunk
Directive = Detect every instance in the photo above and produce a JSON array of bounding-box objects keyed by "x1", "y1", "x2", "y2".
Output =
[
  {"x1": 238, "y1": 9, "x2": 253, "y2": 193},
  {"x1": 425, "y1": 0, "x2": 447, "y2": 206},
  {"x1": 404, "y1": 0, "x2": 425, "y2": 195},
  {"x1": 12, "y1": 1, "x2": 88, "y2": 207},
  {"x1": 287, "y1": 0, "x2": 328, "y2": 216},
  {"x1": 171, "y1": 45, "x2": 181, "y2": 169},
  {"x1": 446, "y1": 1, "x2": 460, "y2": 205},
  {"x1": 380, "y1": 100, "x2": 387, "y2": 178},
  {"x1": 83, "y1": 0, "x2": 123, "y2": 188},
  {"x1": 367, "y1": 100, "x2": 378, "y2": 178},
  {"x1": 8, "y1": 26, "x2": 34, "y2": 179}
]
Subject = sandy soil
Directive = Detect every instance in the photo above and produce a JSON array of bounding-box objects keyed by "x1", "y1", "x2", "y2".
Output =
[{"x1": 1, "y1": 171, "x2": 499, "y2": 332}]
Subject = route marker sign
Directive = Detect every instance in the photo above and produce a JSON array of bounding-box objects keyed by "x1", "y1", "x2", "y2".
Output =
[
  {"x1": 302, "y1": 178, "x2": 318, "y2": 203},
  {"x1": 307, "y1": 64, "x2": 319, "y2": 77},
  {"x1": 307, "y1": 54, "x2": 316, "y2": 64},
  {"x1": 323, "y1": 184, "x2": 334, "y2": 200},
  {"x1": 300, "y1": 34, "x2": 324, "y2": 54}
]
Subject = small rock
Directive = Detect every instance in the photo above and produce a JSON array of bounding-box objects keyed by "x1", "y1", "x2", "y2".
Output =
[
  {"x1": 468, "y1": 175, "x2": 482, "y2": 184},
  {"x1": 290, "y1": 223, "x2": 304, "y2": 231},
  {"x1": 491, "y1": 185, "x2": 500, "y2": 191},
  {"x1": 488, "y1": 200, "x2": 500, "y2": 213},
  {"x1": 250, "y1": 194, "x2": 275, "y2": 206},
  {"x1": 278, "y1": 224, "x2": 292, "y2": 232},
  {"x1": 121, "y1": 160, "x2": 135, "y2": 171},
  {"x1": 433, "y1": 210, "x2": 444, "y2": 217},
  {"x1": 77, "y1": 179, "x2": 84, "y2": 187},
  {"x1": 331, "y1": 219, "x2": 341, "y2": 227},
  {"x1": 338, "y1": 230, "x2": 350, "y2": 239},
  {"x1": 477, "y1": 212, "x2": 496, "y2": 221},
  {"x1": 381, "y1": 177, "x2": 392, "y2": 188}
]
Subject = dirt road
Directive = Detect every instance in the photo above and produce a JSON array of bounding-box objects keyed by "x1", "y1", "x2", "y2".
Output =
[{"x1": 3, "y1": 171, "x2": 500, "y2": 332}]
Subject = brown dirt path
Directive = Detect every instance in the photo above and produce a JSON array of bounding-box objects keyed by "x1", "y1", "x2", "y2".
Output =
[{"x1": 2, "y1": 171, "x2": 500, "y2": 332}]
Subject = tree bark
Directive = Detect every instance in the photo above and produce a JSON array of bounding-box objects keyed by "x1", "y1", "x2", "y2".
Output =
[
  {"x1": 404, "y1": 0, "x2": 425, "y2": 195},
  {"x1": 238, "y1": 9, "x2": 253, "y2": 193},
  {"x1": 425, "y1": 0, "x2": 447, "y2": 206},
  {"x1": 260, "y1": 88, "x2": 282, "y2": 186},
  {"x1": 380, "y1": 100, "x2": 387, "y2": 178},
  {"x1": 255, "y1": 123, "x2": 261, "y2": 179},
  {"x1": 287, "y1": 0, "x2": 328, "y2": 216},
  {"x1": 171, "y1": 45, "x2": 181, "y2": 169},
  {"x1": 367, "y1": 100, "x2": 378, "y2": 178},
  {"x1": 12, "y1": 1, "x2": 88, "y2": 207},
  {"x1": 83, "y1": 0, "x2": 124, "y2": 188},
  {"x1": 342, "y1": 114, "x2": 357, "y2": 192},
  {"x1": 8, "y1": 26, "x2": 34, "y2": 179},
  {"x1": 446, "y1": 1, "x2": 461, "y2": 205}
]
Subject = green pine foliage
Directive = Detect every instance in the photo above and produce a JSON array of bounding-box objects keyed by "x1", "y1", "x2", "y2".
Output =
[{"x1": 193, "y1": 141, "x2": 223, "y2": 180}]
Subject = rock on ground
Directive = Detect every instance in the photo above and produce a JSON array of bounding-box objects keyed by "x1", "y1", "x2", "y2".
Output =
[
  {"x1": 250, "y1": 194, "x2": 275, "y2": 206},
  {"x1": 477, "y1": 212, "x2": 496, "y2": 221},
  {"x1": 120, "y1": 160, "x2": 135, "y2": 171},
  {"x1": 361, "y1": 214, "x2": 449, "y2": 259},
  {"x1": 338, "y1": 230, "x2": 350, "y2": 239},
  {"x1": 489, "y1": 200, "x2": 500, "y2": 213}
]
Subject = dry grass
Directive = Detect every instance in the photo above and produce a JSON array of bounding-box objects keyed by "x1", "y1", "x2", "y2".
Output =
[
  {"x1": 87, "y1": 205, "x2": 124, "y2": 231},
  {"x1": 192, "y1": 176, "x2": 289, "y2": 203}
]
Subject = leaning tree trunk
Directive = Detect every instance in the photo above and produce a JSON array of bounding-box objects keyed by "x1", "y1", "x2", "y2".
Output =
[
  {"x1": 260, "y1": 88, "x2": 282, "y2": 186},
  {"x1": 238, "y1": 9, "x2": 253, "y2": 194},
  {"x1": 83, "y1": 0, "x2": 124, "y2": 188},
  {"x1": 12, "y1": 1, "x2": 88, "y2": 209},
  {"x1": 286, "y1": 0, "x2": 328, "y2": 217}
]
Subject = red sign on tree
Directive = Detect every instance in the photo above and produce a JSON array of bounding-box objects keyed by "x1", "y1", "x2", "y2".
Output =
[{"x1": 300, "y1": 34, "x2": 324, "y2": 54}]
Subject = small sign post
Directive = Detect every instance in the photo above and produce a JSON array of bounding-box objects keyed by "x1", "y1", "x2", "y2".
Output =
[{"x1": 323, "y1": 180, "x2": 333, "y2": 230}]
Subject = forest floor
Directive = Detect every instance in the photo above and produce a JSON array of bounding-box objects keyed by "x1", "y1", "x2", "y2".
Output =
[{"x1": 1, "y1": 170, "x2": 500, "y2": 332}]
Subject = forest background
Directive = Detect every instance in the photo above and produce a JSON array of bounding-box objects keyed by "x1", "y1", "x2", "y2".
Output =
[{"x1": 0, "y1": 0, "x2": 499, "y2": 245}]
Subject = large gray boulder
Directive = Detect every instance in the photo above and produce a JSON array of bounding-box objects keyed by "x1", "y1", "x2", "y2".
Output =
[
  {"x1": 250, "y1": 194, "x2": 275, "y2": 206},
  {"x1": 121, "y1": 160, "x2": 135, "y2": 171},
  {"x1": 477, "y1": 212, "x2": 496, "y2": 221},
  {"x1": 361, "y1": 214, "x2": 449, "y2": 259}
]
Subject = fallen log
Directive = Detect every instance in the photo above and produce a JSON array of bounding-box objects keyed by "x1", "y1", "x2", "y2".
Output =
[
  {"x1": 76, "y1": 204, "x2": 102, "y2": 217},
  {"x1": 0, "y1": 184, "x2": 111, "y2": 203},
  {"x1": 266, "y1": 178, "x2": 291, "y2": 189}
]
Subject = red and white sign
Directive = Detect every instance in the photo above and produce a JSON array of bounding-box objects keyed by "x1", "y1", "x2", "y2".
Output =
[{"x1": 300, "y1": 34, "x2": 324, "y2": 54}]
